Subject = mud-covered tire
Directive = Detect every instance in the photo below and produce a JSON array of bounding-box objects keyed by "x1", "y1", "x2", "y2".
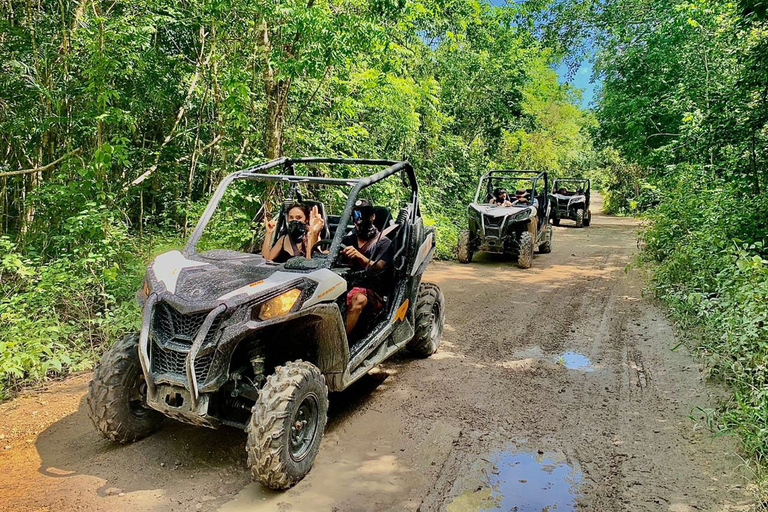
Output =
[
  {"x1": 538, "y1": 226, "x2": 553, "y2": 254},
  {"x1": 584, "y1": 210, "x2": 591, "y2": 227},
  {"x1": 517, "y1": 231, "x2": 534, "y2": 269},
  {"x1": 247, "y1": 361, "x2": 329, "y2": 490},
  {"x1": 575, "y1": 209, "x2": 584, "y2": 228},
  {"x1": 87, "y1": 333, "x2": 163, "y2": 444},
  {"x1": 457, "y1": 230, "x2": 473, "y2": 264},
  {"x1": 406, "y1": 282, "x2": 445, "y2": 358}
]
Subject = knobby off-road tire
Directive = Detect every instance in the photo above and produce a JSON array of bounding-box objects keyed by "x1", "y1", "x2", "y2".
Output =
[
  {"x1": 575, "y1": 208, "x2": 585, "y2": 228},
  {"x1": 517, "y1": 231, "x2": 534, "y2": 269},
  {"x1": 584, "y1": 210, "x2": 591, "y2": 227},
  {"x1": 87, "y1": 333, "x2": 163, "y2": 443},
  {"x1": 247, "y1": 360, "x2": 329, "y2": 490},
  {"x1": 538, "y1": 226, "x2": 553, "y2": 254},
  {"x1": 406, "y1": 282, "x2": 445, "y2": 358},
  {"x1": 457, "y1": 230, "x2": 473, "y2": 264}
]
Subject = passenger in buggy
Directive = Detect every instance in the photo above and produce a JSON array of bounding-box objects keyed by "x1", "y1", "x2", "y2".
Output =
[
  {"x1": 340, "y1": 198, "x2": 395, "y2": 336},
  {"x1": 490, "y1": 187, "x2": 513, "y2": 207},
  {"x1": 261, "y1": 203, "x2": 325, "y2": 263}
]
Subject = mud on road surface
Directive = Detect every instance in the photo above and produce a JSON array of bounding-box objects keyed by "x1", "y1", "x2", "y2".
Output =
[{"x1": 0, "y1": 197, "x2": 757, "y2": 511}]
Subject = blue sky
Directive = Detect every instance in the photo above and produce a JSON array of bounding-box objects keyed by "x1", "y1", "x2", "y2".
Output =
[{"x1": 555, "y1": 60, "x2": 598, "y2": 108}]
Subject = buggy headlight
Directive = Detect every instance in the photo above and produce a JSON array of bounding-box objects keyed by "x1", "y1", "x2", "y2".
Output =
[
  {"x1": 513, "y1": 210, "x2": 531, "y2": 221},
  {"x1": 258, "y1": 289, "x2": 301, "y2": 320}
]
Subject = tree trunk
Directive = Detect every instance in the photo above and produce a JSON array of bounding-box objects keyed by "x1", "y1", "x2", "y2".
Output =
[{"x1": 258, "y1": 18, "x2": 290, "y2": 159}]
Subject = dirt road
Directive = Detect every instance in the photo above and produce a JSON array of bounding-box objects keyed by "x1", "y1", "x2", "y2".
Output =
[{"x1": 0, "y1": 197, "x2": 756, "y2": 511}]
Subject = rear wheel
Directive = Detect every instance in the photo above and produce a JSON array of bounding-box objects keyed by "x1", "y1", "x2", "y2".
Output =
[
  {"x1": 87, "y1": 333, "x2": 163, "y2": 443},
  {"x1": 406, "y1": 282, "x2": 445, "y2": 357},
  {"x1": 538, "y1": 226, "x2": 553, "y2": 254},
  {"x1": 552, "y1": 217, "x2": 560, "y2": 226},
  {"x1": 517, "y1": 231, "x2": 534, "y2": 269},
  {"x1": 575, "y1": 209, "x2": 584, "y2": 228},
  {"x1": 247, "y1": 361, "x2": 328, "y2": 490},
  {"x1": 457, "y1": 230, "x2": 473, "y2": 263}
]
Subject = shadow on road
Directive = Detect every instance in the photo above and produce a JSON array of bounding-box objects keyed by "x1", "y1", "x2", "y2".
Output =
[{"x1": 32, "y1": 369, "x2": 393, "y2": 504}]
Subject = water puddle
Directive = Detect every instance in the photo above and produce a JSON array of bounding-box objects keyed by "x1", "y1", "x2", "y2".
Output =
[
  {"x1": 447, "y1": 448, "x2": 583, "y2": 512},
  {"x1": 509, "y1": 346, "x2": 595, "y2": 372},
  {"x1": 558, "y1": 351, "x2": 593, "y2": 371}
]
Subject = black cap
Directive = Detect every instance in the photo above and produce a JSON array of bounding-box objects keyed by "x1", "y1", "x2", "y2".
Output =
[{"x1": 353, "y1": 198, "x2": 374, "y2": 214}]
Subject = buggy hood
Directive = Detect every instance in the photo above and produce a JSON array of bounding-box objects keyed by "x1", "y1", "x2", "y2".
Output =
[
  {"x1": 146, "y1": 250, "x2": 294, "y2": 302},
  {"x1": 553, "y1": 193, "x2": 586, "y2": 203},
  {"x1": 145, "y1": 250, "x2": 346, "y2": 309},
  {"x1": 470, "y1": 203, "x2": 537, "y2": 218}
]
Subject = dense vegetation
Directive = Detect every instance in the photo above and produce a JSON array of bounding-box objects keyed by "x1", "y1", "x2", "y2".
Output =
[
  {"x1": 0, "y1": 0, "x2": 598, "y2": 398},
  {"x1": 565, "y1": 0, "x2": 768, "y2": 480},
  {"x1": 2, "y1": 0, "x2": 766, "y2": 493}
]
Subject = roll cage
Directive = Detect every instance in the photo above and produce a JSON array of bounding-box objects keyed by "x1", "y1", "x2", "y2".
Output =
[
  {"x1": 184, "y1": 157, "x2": 419, "y2": 268},
  {"x1": 473, "y1": 169, "x2": 549, "y2": 205},
  {"x1": 552, "y1": 178, "x2": 590, "y2": 195}
]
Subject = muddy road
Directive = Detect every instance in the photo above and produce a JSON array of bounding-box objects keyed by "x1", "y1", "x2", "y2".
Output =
[{"x1": 0, "y1": 197, "x2": 756, "y2": 511}]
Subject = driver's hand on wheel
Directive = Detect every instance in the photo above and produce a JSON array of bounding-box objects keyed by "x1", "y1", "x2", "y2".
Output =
[{"x1": 342, "y1": 246, "x2": 365, "y2": 262}]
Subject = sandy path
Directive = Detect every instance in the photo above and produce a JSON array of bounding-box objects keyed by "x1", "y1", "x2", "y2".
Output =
[{"x1": 0, "y1": 196, "x2": 756, "y2": 511}]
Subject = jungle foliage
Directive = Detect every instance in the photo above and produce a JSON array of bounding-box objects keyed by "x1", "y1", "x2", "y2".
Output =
[
  {"x1": 558, "y1": 0, "x2": 768, "y2": 475},
  {"x1": 0, "y1": 0, "x2": 597, "y2": 397}
]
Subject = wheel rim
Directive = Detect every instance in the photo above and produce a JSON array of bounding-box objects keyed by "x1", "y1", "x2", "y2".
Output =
[
  {"x1": 289, "y1": 393, "x2": 320, "y2": 462},
  {"x1": 127, "y1": 370, "x2": 150, "y2": 417},
  {"x1": 429, "y1": 301, "x2": 442, "y2": 340}
]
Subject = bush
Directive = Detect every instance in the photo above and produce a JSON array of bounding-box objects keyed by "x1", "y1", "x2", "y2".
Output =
[{"x1": 640, "y1": 170, "x2": 768, "y2": 464}]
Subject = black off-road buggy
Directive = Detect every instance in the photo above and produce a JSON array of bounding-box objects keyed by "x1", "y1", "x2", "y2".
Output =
[
  {"x1": 87, "y1": 158, "x2": 445, "y2": 489},
  {"x1": 457, "y1": 170, "x2": 553, "y2": 268},
  {"x1": 550, "y1": 178, "x2": 591, "y2": 227}
]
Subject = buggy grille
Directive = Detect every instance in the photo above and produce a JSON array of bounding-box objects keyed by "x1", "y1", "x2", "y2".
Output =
[
  {"x1": 151, "y1": 341, "x2": 215, "y2": 383},
  {"x1": 483, "y1": 214, "x2": 505, "y2": 237},
  {"x1": 149, "y1": 302, "x2": 222, "y2": 385},
  {"x1": 151, "y1": 302, "x2": 221, "y2": 348}
]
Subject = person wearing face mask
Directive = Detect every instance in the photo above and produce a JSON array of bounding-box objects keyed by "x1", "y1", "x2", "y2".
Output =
[
  {"x1": 261, "y1": 203, "x2": 324, "y2": 263},
  {"x1": 341, "y1": 199, "x2": 395, "y2": 336}
]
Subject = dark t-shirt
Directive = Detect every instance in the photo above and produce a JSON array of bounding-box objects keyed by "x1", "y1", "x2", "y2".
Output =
[{"x1": 341, "y1": 230, "x2": 395, "y2": 293}]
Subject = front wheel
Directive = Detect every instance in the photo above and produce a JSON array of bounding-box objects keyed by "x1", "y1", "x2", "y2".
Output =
[
  {"x1": 457, "y1": 230, "x2": 473, "y2": 264},
  {"x1": 584, "y1": 210, "x2": 591, "y2": 227},
  {"x1": 538, "y1": 226, "x2": 553, "y2": 254},
  {"x1": 247, "y1": 361, "x2": 329, "y2": 490},
  {"x1": 575, "y1": 209, "x2": 584, "y2": 228},
  {"x1": 552, "y1": 217, "x2": 560, "y2": 226},
  {"x1": 517, "y1": 231, "x2": 534, "y2": 269},
  {"x1": 87, "y1": 333, "x2": 163, "y2": 443},
  {"x1": 406, "y1": 282, "x2": 445, "y2": 357}
]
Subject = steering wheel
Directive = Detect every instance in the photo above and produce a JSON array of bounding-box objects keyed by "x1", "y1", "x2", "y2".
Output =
[{"x1": 311, "y1": 239, "x2": 349, "y2": 256}]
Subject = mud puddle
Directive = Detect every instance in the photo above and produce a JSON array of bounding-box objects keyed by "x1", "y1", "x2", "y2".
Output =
[
  {"x1": 446, "y1": 446, "x2": 583, "y2": 512},
  {"x1": 511, "y1": 346, "x2": 595, "y2": 372},
  {"x1": 557, "y1": 351, "x2": 593, "y2": 371}
]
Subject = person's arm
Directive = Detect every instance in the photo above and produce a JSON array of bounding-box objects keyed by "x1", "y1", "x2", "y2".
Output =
[
  {"x1": 261, "y1": 217, "x2": 279, "y2": 259},
  {"x1": 306, "y1": 205, "x2": 325, "y2": 256}
]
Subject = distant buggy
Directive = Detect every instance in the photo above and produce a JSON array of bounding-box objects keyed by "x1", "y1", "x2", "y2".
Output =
[
  {"x1": 457, "y1": 170, "x2": 553, "y2": 268},
  {"x1": 550, "y1": 178, "x2": 591, "y2": 227}
]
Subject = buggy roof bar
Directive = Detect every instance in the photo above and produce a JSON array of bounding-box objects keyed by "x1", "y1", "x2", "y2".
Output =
[
  {"x1": 184, "y1": 157, "x2": 418, "y2": 261},
  {"x1": 483, "y1": 169, "x2": 546, "y2": 179},
  {"x1": 235, "y1": 157, "x2": 416, "y2": 191}
]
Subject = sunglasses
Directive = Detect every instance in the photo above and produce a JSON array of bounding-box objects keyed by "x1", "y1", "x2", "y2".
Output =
[{"x1": 353, "y1": 210, "x2": 363, "y2": 222}]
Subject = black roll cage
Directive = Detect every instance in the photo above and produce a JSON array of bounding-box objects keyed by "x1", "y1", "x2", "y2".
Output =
[
  {"x1": 552, "y1": 178, "x2": 590, "y2": 194},
  {"x1": 184, "y1": 157, "x2": 419, "y2": 269},
  {"x1": 473, "y1": 169, "x2": 549, "y2": 204}
]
